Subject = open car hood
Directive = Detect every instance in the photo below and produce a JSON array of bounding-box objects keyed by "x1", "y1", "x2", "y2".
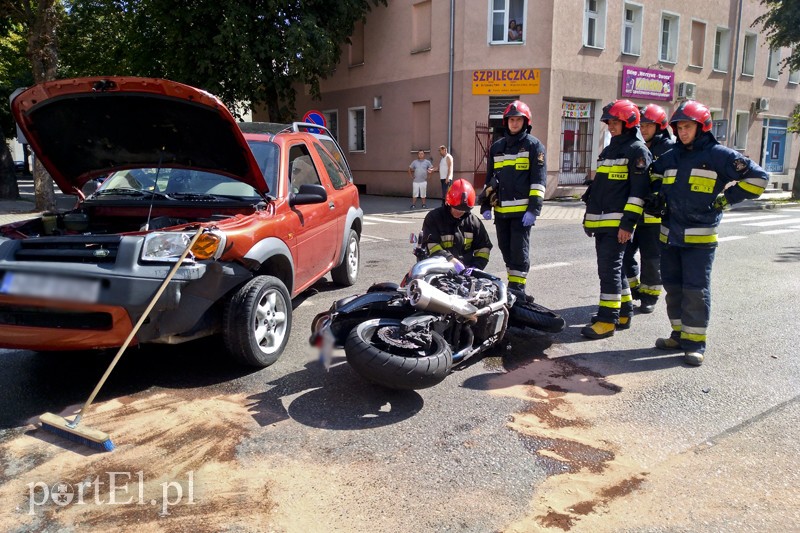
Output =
[{"x1": 11, "y1": 77, "x2": 267, "y2": 195}]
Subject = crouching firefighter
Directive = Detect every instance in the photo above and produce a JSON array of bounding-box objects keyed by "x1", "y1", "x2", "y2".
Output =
[
  {"x1": 650, "y1": 100, "x2": 768, "y2": 366},
  {"x1": 478, "y1": 99, "x2": 546, "y2": 302},
  {"x1": 581, "y1": 99, "x2": 652, "y2": 339},
  {"x1": 422, "y1": 179, "x2": 493, "y2": 272}
]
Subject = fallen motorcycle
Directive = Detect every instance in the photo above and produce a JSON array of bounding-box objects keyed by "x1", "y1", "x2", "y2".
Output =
[{"x1": 309, "y1": 246, "x2": 565, "y2": 390}]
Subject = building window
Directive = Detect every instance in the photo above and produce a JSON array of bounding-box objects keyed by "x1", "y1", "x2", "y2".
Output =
[
  {"x1": 742, "y1": 33, "x2": 757, "y2": 76},
  {"x1": 622, "y1": 3, "x2": 642, "y2": 56},
  {"x1": 412, "y1": 0, "x2": 432, "y2": 52},
  {"x1": 490, "y1": 0, "x2": 525, "y2": 44},
  {"x1": 690, "y1": 20, "x2": 706, "y2": 67},
  {"x1": 734, "y1": 111, "x2": 749, "y2": 151},
  {"x1": 349, "y1": 21, "x2": 365, "y2": 66},
  {"x1": 789, "y1": 70, "x2": 800, "y2": 84},
  {"x1": 659, "y1": 12, "x2": 679, "y2": 63},
  {"x1": 584, "y1": 0, "x2": 606, "y2": 49},
  {"x1": 767, "y1": 48, "x2": 780, "y2": 80},
  {"x1": 348, "y1": 107, "x2": 366, "y2": 152},
  {"x1": 412, "y1": 100, "x2": 431, "y2": 152},
  {"x1": 713, "y1": 27, "x2": 730, "y2": 72},
  {"x1": 322, "y1": 110, "x2": 338, "y2": 141}
]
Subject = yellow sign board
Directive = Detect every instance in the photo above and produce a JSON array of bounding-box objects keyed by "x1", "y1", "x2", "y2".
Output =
[{"x1": 472, "y1": 69, "x2": 540, "y2": 95}]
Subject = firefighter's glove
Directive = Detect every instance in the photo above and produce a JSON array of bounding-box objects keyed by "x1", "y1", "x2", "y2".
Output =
[
  {"x1": 479, "y1": 185, "x2": 499, "y2": 207},
  {"x1": 643, "y1": 193, "x2": 665, "y2": 217},
  {"x1": 482, "y1": 210, "x2": 492, "y2": 220},
  {"x1": 522, "y1": 212, "x2": 537, "y2": 227},
  {"x1": 712, "y1": 194, "x2": 729, "y2": 211}
]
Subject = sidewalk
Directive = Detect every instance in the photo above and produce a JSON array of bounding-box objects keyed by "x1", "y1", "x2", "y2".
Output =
[{"x1": 0, "y1": 188, "x2": 794, "y2": 227}]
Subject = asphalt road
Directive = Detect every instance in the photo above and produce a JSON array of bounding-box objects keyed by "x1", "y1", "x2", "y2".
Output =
[{"x1": 1, "y1": 202, "x2": 799, "y2": 532}]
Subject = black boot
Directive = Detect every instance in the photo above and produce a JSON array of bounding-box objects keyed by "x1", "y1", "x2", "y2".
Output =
[{"x1": 507, "y1": 282, "x2": 534, "y2": 304}]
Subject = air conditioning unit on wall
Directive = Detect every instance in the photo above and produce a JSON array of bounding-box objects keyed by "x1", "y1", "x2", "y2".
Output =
[
  {"x1": 677, "y1": 82, "x2": 696, "y2": 100},
  {"x1": 755, "y1": 97, "x2": 770, "y2": 112}
]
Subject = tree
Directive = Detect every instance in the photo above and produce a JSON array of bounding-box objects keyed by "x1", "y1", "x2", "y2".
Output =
[
  {"x1": 755, "y1": 0, "x2": 800, "y2": 199},
  {"x1": 59, "y1": 0, "x2": 387, "y2": 120},
  {"x1": 0, "y1": 0, "x2": 63, "y2": 210}
]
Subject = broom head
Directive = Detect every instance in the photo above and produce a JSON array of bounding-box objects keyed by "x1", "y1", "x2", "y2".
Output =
[{"x1": 39, "y1": 412, "x2": 115, "y2": 452}]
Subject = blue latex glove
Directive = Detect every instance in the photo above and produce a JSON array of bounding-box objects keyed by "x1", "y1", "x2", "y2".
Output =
[
  {"x1": 522, "y1": 212, "x2": 537, "y2": 227},
  {"x1": 451, "y1": 258, "x2": 465, "y2": 274},
  {"x1": 482, "y1": 210, "x2": 492, "y2": 220}
]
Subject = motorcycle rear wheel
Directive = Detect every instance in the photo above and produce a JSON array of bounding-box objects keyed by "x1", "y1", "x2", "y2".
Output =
[
  {"x1": 345, "y1": 318, "x2": 453, "y2": 390},
  {"x1": 508, "y1": 300, "x2": 566, "y2": 333}
]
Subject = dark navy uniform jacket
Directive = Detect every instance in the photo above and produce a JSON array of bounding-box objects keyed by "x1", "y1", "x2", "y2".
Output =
[
  {"x1": 482, "y1": 129, "x2": 547, "y2": 219},
  {"x1": 651, "y1": 131, "x2": 768, "y2": 248},
  {"x1": 422, "y1": 206, "x2": 493, "y2": 269},
  {"x1": 583, "y1": 128, "x2": 652, "y2": 234},
  {"x1": 642, "y1": 130, "x2": 676, "y2": 225}
]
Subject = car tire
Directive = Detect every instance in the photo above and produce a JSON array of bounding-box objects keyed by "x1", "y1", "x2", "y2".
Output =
[
  {"x1": 330, "y1": 229, "x2": 360, "y2": 286},
  {"x1": 223, "y1": 275, "x2": 292, "y2": 367}
]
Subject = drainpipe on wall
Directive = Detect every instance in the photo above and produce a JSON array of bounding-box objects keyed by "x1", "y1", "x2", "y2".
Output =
[
  {"x1": 726, "y1": 0, "x2": 744, "y2": 146},
  {"x1": 447, "y1": 0, "x2": 455, "y2": 152}
]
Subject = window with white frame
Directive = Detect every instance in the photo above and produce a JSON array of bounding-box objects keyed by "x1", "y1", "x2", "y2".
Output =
[
  {"x1": 490, "y1": 0, "x2": 526, "y2": 44},
  {"x1": 790, "y1": 70, "x2": 800, "y2": 84},
  {"x1": 348, "y1": 107, "x2": 366, "y2": 152},
  {"x1": 322, "y1": 110, "x2": 338, "y2": 141},
  {"x1": 622, "y1": 3, "x2": 642, "y2": 56},
  {"x1": 690, "y1": 20, "x2": 706, "y2": 67},
  {"x1": 659, "y1": 12, "x2": 679, "y2": 63},
  {"x1": 742, "y1": 33, "x2": 757, "y2": 76},
  {"x1": 584, "y1": 0, "x2": 606, "y2": 49},
  {"x1": 734, "y1": 111, "x2": 749, "y2": 150},
  {"x1": 713, "y1": 27, "x2": 730, "y2": 72},
  {"x1": 767, "y1": 48, "x2": 780, "y2": 80}
]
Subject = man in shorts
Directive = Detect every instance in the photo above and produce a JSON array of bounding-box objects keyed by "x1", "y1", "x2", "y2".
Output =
[{"x1": 408, "y1": 150, "x2": 433, "y2": 208}]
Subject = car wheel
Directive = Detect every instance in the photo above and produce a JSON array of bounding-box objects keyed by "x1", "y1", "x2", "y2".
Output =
[
  {"x1": 223, "y1": 275, "x2": 292, "y2": 367},
  {"x1": 331, "y1": 229, "x2": 360, "y2": 286}
]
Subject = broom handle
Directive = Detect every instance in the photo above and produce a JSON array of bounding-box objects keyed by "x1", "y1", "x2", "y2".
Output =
[{"x1": 71, "y1": 226, "x2": 204, "y2": 426}]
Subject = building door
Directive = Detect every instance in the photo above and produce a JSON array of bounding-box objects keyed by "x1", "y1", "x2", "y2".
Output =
[
  {"x1": 559, "y1": 100, "x2": 594, "y2": 185},
  {"x1": 761, "y1": 118, "x2": 788, "y2": 174}
]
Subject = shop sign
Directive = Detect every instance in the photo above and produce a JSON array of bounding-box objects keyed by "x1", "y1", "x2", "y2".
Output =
[
  {"x1": 562, "y1": 102, "x2": 592, "y2": 118},
  {"x1": 620, "y1": 66, "x2": 674, "y2": 101},
  {"x1": 472, "y1": 69, "x2": 540, "y2": 95}
]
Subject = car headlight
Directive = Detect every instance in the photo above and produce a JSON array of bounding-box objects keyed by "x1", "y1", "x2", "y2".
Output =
[{"x1": 141, "y1": 231, "x2": 225, "y2": 262}]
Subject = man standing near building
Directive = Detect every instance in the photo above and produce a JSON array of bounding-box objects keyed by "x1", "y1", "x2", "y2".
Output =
[
  {"x1": 408, "y1": 150, "x2": 433, "y2": 209},
  {"x1": 650, "y1": 100, "x2": 767, "y2": 366},
  {"x1": 436, "y1": 145, "x2": 454, "y2": 206},
  {"x1": 581, "y1": 99, "x2": 651, "y2": 340},
  {"x1": 623, "y1": 103, "x2": 675, "y2": 314},
  {"x1": 479, "y1": 100, "x2": 546, "y2": 301}
]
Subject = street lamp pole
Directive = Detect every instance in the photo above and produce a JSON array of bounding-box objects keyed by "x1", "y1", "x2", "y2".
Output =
[{"x1": 726, "y1": 0, "x2": 744, "y2": 147}]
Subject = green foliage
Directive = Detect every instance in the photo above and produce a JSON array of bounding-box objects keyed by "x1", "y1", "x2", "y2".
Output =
[
  {"x1": 0, "y1": 23, "x2": 33, "y2": 141},
  {"x1": 57, "y1": 0, "x2": 387, "y2": 120},
  {"x1": 755, "y1": 0, "x2": 800, "y2": 73}
]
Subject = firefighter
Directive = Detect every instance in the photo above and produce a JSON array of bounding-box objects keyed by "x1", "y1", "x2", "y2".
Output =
[
  {"x1": 581, "y1": 99, "x2": 652, "y2": 339},
  {"x1": 479, "y1": 100, "x2": 546, "y2": 301},
  {"x1": 422, "y1": 179, "x2": 492, "y2": 271},
  {"x1": 650, "y1": 100, "x2": 767, "y2": 365},
  {"x1": 623, "y1": 103, "x2": 676, "y2": 314}
]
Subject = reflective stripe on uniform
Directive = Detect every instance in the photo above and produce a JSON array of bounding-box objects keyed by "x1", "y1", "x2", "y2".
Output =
[
  {"x1": 738, "y1": 177, "x2": 766, "y2": 196},
  {"x1": 624, "y1": 195, "x2": 645, "y2": 215},
  {"x1": 688, "y1": 169, "x2": 717, "y2": 194},
  {"x1": 662, "y1": 169, "x2": 677, "y2": 185},
  {"x1": 627, "y1": 277, "x2": 640, "y2": 288},
  {"x1": 529, "y1": 183, "x2": 546, "y2": 198},
  {"x1": 599, "y1": 292, "x2": 622, "y2": 309},
  {"x1": 639, "y1": 284, "x2": 662, "y2": 296},
  {"x1": 464, "y1": 232, "x2": 473, "y2": 249},
  {"x1": 681, "y1": 324, "x2": 707, "y2": 342},
  {"x1": 670, "y1": 319, "x2": 681, "y2": 332},
  {"x1": 428, "y1": 243, "x2": 444, "y2": 253},
  {"x1": 597, "y1": 157, "x2": 629, "y2": 180},
  {"x1": 584, "y1": 212, "x2": 623, "y2": 229},
  {"x1": 474, "y1": 249, "x2": 490, "y2": 260},
  {"x1": 659, "y1": 225, "x2": 669, "y2": 243},
  {"x1": 643, "y1": 215, "x2": 662, "y2": 224},
  {"x1": 684, "y1": 227, "x2": 717, "y2": 244}
]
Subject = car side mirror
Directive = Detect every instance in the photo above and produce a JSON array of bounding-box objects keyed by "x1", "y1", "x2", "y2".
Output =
[{"x1": 289, "y1": 183, "x2": 327, "y2": 207}]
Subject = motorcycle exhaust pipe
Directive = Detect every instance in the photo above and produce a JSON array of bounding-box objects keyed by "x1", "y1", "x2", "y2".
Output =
[{"x1": 407, "y1": 278, "x2": 478, "y2": 318}]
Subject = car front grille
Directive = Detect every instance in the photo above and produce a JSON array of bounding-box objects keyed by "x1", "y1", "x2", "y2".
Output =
[
  {"x1": 15, "y1": 235, "x2": 121, "y2": 264},
  {"x1": 0, "y1": 305, "x2": 113, "y2": 330}
]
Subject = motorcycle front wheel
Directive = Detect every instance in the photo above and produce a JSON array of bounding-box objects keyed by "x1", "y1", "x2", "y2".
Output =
[{"x1": 345, "y1": 318, "x2": 453, "y2": 390}]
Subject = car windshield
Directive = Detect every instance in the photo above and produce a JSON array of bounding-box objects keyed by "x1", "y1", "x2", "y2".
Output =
[
  {"x1": 247, "y1": 140, "x2": 279, "y2": 194},
  {"x1": 97, "y1": 168, "x2": 261, "y2": 199}
]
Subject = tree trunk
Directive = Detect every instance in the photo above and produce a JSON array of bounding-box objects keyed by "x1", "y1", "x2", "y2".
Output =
[
  {"x1": 793, "y1": 151, "x2": 800, "y2": 200},
  {"x1": 26, "y1": 0, "x2": 60, "y2": 211},
  {"x1": 0, "y1": 127, "x2": 22, "y2": 200}
]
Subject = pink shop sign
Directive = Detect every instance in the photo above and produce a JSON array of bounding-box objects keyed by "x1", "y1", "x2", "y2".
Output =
[{"x1": 620, "y1": 66, "x2": 674, "y2": 101}]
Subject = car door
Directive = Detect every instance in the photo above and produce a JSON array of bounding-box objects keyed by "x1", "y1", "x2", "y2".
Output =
[
  {"x1": 311, "y1": 140, "x2": 352, "y2": 242},
  {"x1": 287, "y1": 143, "x2": 339, "y2": 288}
]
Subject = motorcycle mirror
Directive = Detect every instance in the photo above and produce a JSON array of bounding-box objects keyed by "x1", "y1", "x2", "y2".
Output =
[{"x1": 409, "y1": 232, "x2": 417, "y2": 243}]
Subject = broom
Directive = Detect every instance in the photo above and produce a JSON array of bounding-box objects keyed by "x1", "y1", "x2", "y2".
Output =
[{"x1": 40, "y1": 226, "x2": 204, "y2": 451}]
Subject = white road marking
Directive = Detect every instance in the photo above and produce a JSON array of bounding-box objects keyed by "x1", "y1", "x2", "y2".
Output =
[
  {"x1": 361, "y1": 234, "x2": 389, "y2": 243},
  {"x1": 742, "y1": 218, "x2": 800, "y2": 227},
  {"x1": 719, "y1": 214, "x2": 787, "y2": 224},
  {"x1": 364, "y1": 216, "x2": 413, "y2": 224},
  {"x1": 531, "y1": 262, "x2": 572, "y2": 271},
  {"x1": 760, "y1": 229, "x2": 799, "y2": 235},
  {"x1": 718, "y1": 236, "x2": 748, "y2": 242}
]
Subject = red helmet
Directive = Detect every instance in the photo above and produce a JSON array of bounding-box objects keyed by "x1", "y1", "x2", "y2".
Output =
[
  {"x1": 445, "y1": 179, "x2": 476, "y2": 211},
  {"x1": 601, "y1": 99, "x2": 640, "y2": 128},
  {"x1": 503, "y1": 100, "x2": 532, "y2": 128},
  {"x1": 639, "y1": 104, "x2": 669, "y2": 130},
  {"x1": 670, "y1": 100, "x2": 712, "y2": 132}
]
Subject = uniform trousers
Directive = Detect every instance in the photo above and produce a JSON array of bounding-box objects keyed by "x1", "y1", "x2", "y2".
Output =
[
  {"x1": 622, "y1": 224, "x2": 662, "y2": 304},
  {"x1": 495, "y1": 216, "x2": 531, "y2": 287},
  {"x1": 594, "y1": 231, "x2": 633, "y2": 322},
  {"x1": 661, "y1": 245, "x2": 715, "y2": 354}
]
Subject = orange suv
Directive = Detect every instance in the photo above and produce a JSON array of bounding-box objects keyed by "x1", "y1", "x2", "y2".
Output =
[{"x1": 0, "y1": 77, "x2": 362, "y2": 367}]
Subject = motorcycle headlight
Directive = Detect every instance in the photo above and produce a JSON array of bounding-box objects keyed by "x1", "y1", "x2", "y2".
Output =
[{"x1": 141, "y1": 231, "x2": 225, "y2": 262}]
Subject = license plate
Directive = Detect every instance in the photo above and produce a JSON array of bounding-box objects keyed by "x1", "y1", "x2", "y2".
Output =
[
  {"x1": 317, "y1": 318, "x2": 335, "y2": 371},
  {"x1": 0, "y1": 272, "x2": 101, "y2": 303}
]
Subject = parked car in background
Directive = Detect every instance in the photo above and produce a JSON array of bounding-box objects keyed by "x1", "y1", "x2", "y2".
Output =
[{"x1": 0, "y1": 77, "x2": 363, "y2": 367}]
